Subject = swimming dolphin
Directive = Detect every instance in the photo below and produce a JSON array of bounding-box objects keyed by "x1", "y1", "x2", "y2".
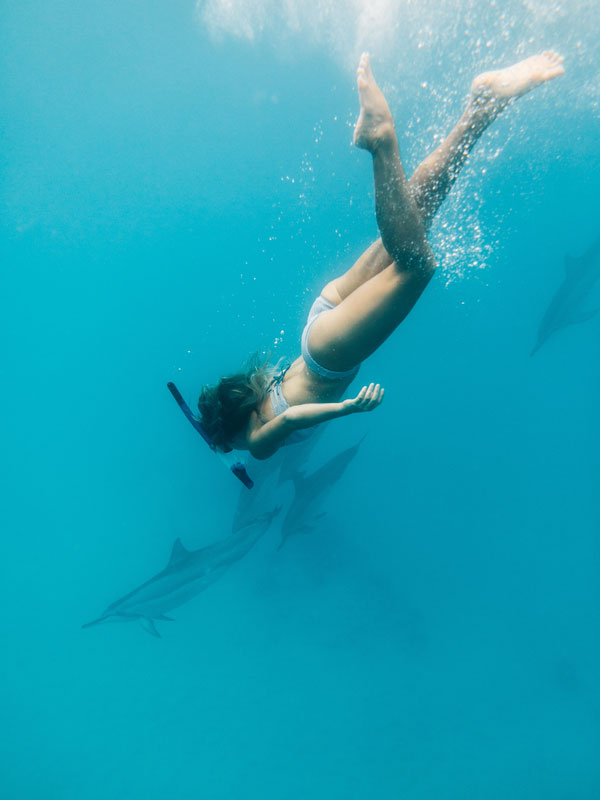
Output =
[
  {"x1": 277, "y1": 426, "x2": 324, "y2": 487},
  {"x1": 83, "y1": 508, "x2": 280, "y2": 637},
  {"x1": 531, "y1": 234, "x2": 600, "y2": 355},
  {"x1": 232, "y1": 427, "x2": 325, "y2": 532},
  {"x1": 279, "y1": 439, "x2": 363, "y2": 548},
  {"x1": 232, "y1": 452, "x2": 285, "y2": 532}
]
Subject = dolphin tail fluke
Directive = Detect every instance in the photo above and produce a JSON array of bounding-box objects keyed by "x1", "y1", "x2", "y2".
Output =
[
  {"x1": 245, "y1": 505, "x2": 283, "y2": 529},
  {"x1": 139, "y1": 617, "x2": 162, "y2": 638}
]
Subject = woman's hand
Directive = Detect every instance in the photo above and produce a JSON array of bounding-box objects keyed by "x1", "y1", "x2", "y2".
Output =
[{"x1": 343, "y1": 383, "x2": 384, "y2": 414}]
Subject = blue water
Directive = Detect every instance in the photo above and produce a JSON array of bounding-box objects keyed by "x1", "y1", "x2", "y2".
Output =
[{"x1": 2, "y1": 2, "x2": 600, "y2": 798}]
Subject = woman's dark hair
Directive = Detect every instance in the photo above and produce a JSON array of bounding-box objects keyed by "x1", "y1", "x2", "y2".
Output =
[{"x1": 197, "y1": 356, "x2": 277, "y2": 451}]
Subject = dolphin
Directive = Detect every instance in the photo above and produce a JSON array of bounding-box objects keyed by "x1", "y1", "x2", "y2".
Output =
[
  {"x1": 83, "y1": 508, "x2": 280, "y2": 637},
  {"x1": 531, "y1": 234, "x2": 600, "y2": 355},
  {"x1": 277, "y1": 425, "x2": 325, "y2": 487},
  {"x1": 231, "y1": 427, "x2": 324, "y2": 532},
  {"x1": 279, "y1": 439, "x2": 363, "y2": 548},
  {"x1": 232, "y1": 452, "x2": 285, "y2": 532}
]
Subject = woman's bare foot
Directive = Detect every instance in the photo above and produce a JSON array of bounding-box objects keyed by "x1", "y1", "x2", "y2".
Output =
[
  {"x1": 470, "y1": 51, "x2": 565, "y2": 118},
  {"x1": 353, "y1": 53, "x2": 396, "y2": 152}
]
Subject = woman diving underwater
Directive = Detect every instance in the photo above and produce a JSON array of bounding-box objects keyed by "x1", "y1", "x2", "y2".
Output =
[{"x1": 190, "y1": 51, "x2": 564, "y2": 463}]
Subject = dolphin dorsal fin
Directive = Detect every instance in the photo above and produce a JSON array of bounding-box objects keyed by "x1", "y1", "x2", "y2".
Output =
[{"x1": 168, "y1": 537, "x2": 190, "y2": 567}]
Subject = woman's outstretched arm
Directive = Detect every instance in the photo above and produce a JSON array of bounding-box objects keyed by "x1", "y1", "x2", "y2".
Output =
[{"x1": 248, "y1": 384, "x2": 384, "y2": 460}]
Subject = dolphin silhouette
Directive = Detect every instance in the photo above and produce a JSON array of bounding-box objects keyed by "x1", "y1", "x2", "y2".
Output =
[
  {"x1": 232, "y1": 427, "x2": 324, "y2": 532},
  {"x1": 232, "y1": 452, "x2": 285, "y2": 532},
  {"x1": 83, "y1": 508, "x2": 280, "y2": 637},
  {"x1": 532, "y1": 234, "x2": 600, "y2": 355},
  {"x1": 279, "y1": 439, "x2": 363, "y2": 548}
]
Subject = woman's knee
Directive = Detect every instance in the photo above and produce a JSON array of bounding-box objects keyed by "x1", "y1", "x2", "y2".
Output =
[
  {"x1": 320, "y1": 280, "x2": 343, "y2": 306},
  {"x1": 393, "y1": 240, "x2": 437, "y2": 279}
]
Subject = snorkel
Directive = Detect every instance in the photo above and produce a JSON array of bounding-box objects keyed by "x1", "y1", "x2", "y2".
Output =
[{"x1": 167, "y1": 382, "x2": 254, "y2": 489}]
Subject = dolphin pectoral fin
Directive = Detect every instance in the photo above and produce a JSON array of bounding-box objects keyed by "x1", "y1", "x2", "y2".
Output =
[
  {"x1": 139, "y1": 617, "x2": 162, "y2": 638},
  {"x1": 155, "y1": 614, "x2": 175, "y2": 621},
  {"x1": 568, "y1": 308, "x2": 600, "y2": 327}
]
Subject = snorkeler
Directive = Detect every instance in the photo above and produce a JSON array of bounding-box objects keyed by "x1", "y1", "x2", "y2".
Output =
[{"x1": 196, "y1": 51, "x2": 564, "y2": 461}]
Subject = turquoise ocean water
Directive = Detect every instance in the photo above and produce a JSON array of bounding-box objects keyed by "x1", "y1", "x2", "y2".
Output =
[{"x1": 2, "y1": 1, "x2": 599, "y2": 797}]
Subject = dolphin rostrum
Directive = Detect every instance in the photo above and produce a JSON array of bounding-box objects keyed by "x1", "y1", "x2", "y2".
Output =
[
  {"x1": 83, "y1": 508, "x2": 280, "y2": 638},
  {"x1": 279, "y1": 439, "x2": 362, "y2": 548},
  {"x1": 532, "y1": 234, "x2": 600, "y2": 355}
]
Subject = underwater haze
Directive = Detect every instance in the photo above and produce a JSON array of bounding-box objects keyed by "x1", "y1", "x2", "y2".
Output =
[{"x1": 2, "y1": 1, "x2": 600, "y2": 798}]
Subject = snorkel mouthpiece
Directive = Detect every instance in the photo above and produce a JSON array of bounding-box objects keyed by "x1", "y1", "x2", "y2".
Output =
[
  {"x1": 167, "y1": 382, "x2": 254, "y2": 489},
  {"x1": 231, "y1": 461, "x2": 254, "y2": 489}
]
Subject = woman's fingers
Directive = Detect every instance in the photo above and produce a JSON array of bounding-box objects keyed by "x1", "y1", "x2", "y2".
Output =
[
  {"x1": 353, "y1": 383, "x2": 384, "y2": 411},
  {"x1": 355, "y1": 385, "x2": 368, "y2": 402},
  {"x1": 358, "y1": 383, "x2": 373, "y2": 407},
  {"x1": 366, "y1": 383, "x2": 381, "y2": 409}
]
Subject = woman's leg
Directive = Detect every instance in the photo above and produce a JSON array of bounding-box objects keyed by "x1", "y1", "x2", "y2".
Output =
[
  {"x1": 309, "y1": 54, "x2": 436, "y2": 372},
  {"x1": 309, "y1": 51, "x2": 564, "y2": 372},
  {"x1": 410, "y1": 50, "x2": 565, "y2": 227},
  {"x1": 325, "y1": 51, "x2": 565, "y2": 304}
]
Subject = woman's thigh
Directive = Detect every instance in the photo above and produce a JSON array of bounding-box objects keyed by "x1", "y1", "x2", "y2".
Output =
[
  {"x1": 320, "y1": 239, "x2": 394, "y2": 306},
  {"x1": 308, "y1": 263, "x2": 432, "y2": 372}
]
